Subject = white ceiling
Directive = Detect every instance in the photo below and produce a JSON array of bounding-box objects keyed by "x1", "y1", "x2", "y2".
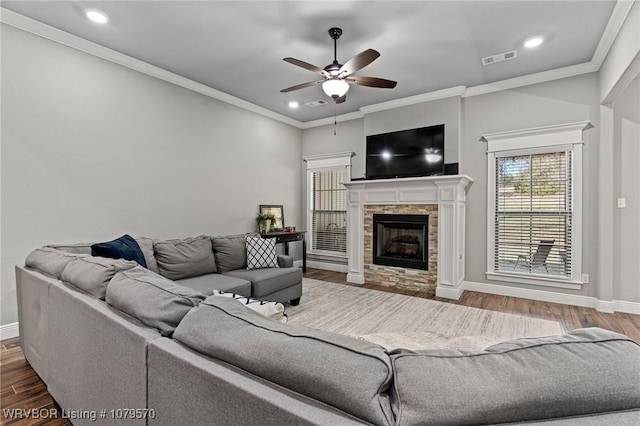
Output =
[{"x1": 2, "y1": 1, "x2": 619, "y2": 123}]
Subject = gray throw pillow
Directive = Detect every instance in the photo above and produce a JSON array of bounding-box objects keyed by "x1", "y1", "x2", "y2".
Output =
[
  {"x1": 154, "y1": 235, "x2": 217, "y2": 280},
  {"x1": 389, "y1": 328, "x2": 640, "y2": 425},
  {"x1": 61, "y1": 256, "x2": 137, "y2": 300},
  {"x1": 211, "y1": 234, "x2": 249, "y2": 273},
  {"x1": 106, "y1": 266, "x2": 205, "y2": 337}
]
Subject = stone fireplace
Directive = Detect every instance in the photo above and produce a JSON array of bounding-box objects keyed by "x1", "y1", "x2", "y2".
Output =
[
  {"x1": 343, "y1": 175, "x2": 473, "y2": 298},
  {"x1": 365, "y1": 206, "x2": 438, "y2": 292}
]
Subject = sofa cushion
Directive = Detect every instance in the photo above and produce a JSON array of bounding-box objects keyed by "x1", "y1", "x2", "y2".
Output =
[
  {"x1": 176, "y1": 273, "x2": 251, "y2": 297},
  {"x1": 25, "y1": 247, "x2": 87, "y2": 279},
  {"x1": 209, "y1": 292, "x2": 286, "y2": 323},
  {"x1": 135, "y1": 237, "x2": 159, "y2": 273},
  {"x1": 91, "y1": 234, "x2": 147, "y2": 268},
  {"x1": 154, "y1": 235, "x2": 217, "y2": 280},
  {"x1": 246, "y1": 237, "x2": 279, "y2": 270},
  {"x1": 61, "y1": 257, "x2": 137, "y2": 300},
  {"x1": 106, "y1": 266, "x2": 205, "y2": 337},
  {"x1": 45, "y1": 242, "x2": 93, "y2": 255},
  {"x1": 211, "y1": 234, "x2": 251, "y2": 273},
  {"x1": 389, "y1": 328, "x2": 640, "y2": 426},
  {"x1": 173, "y1": 297, "x2": 394, "y2": 426},
  {"x1": 224, "y1": 267, "x2": 302, "y2": 298}
]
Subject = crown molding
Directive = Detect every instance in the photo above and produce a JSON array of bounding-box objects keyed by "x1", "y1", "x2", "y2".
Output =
[
  {"x1": 301, "y1": 86, "x2": 468, "y2": 129},
  {"x1": 360, "y1": 86, "x2": 467, "y2": 114},
  {"x1": 464, "y1": 62, "x2": 598, "y2": 98},
  {"x1": 0, "y1": 8, "x2": 305, "y2": 129},
  {"x1": 591, "y1": 0, "x2": 637, "y2": 69},
  {"x1": 2, "y1": 3, "x2": 632, "y2": 130},
  {"x1": 299, "y1": 110, "x2": 364, "y2": 129}
]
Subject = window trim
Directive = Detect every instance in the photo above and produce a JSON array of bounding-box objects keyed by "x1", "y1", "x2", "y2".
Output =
[
  {"x1": 482, "y1": 121, "x2": 591, "y2": 288},
  {"x1": 304, "y1": 152, "x2": 354, "y2": 258}
]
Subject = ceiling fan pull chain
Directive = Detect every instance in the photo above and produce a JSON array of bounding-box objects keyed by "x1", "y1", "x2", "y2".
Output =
[{"x1": 333, "y1": 103, "x2": 337, "y2": 136}]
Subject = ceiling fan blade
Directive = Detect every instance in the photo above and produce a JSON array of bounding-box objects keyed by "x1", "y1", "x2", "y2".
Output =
[
  {"x1": 280, "y1": 79, "x2": 324, "y2": 93},
  {"x1": 339, "y1": 49, "x2": 380, "y2": 76},
  {"x1": 346, "y1": 75, "x2": 397, "y2": 89},
  {"x1": 335, "y1": 95, "x2": 346, "y2": 104},
  {"x1": 283, "y1": 58, "x2": 329, "y2": 77}
]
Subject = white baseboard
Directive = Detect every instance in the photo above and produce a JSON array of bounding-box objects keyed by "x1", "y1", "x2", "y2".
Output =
[
  {"x1": 462, "y1": 280, "x2": 640, "y2": 314},
  {"x1": 0, "y1": 322, "x2": 19, "y2": 340},
  {"x1": 306, "y1": 260, "x2": 349, "y2": 273},
  {"x1": 613, "y1": 299, "x2": 640, "y2": 315}
]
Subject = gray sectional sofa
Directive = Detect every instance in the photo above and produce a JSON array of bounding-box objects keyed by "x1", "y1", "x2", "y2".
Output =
[
  {"x1": 46, "y1": 234, "x2": 303, "y2": 305},
  {"x1": 15, "y1": 235, "x2": 640, "y2": 425}
]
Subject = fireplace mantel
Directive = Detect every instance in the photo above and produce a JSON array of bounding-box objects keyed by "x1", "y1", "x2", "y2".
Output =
[{"x1": 343, "y1": 175, "x2": 473, "y2": 299}]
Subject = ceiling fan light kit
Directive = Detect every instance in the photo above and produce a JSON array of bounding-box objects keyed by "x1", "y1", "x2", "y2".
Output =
[
  {"x1": 281, "y1": 27, "x2": 397, "y2": 104},
  {"x1": 322, "y1": 79, "x2": 349, "y2": 99}
]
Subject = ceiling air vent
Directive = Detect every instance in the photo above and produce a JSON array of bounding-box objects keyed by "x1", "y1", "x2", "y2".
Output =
[
  {"x1": 482, "y1": 50, "x2": 517, "y2": 66},
  {"x1": 305, "y1": 100, "x2": 328, "y2": 108}
]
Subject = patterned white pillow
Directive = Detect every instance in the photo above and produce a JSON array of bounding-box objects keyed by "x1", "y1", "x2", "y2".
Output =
[
  {"x1": 246, "y1": 236, "x2": 279, "y2": 270},
  {"x1": 212, "y1": 290, "x2": 287, "y2": 323}
]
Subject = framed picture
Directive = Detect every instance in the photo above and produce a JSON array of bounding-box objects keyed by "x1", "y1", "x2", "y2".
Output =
[{"x1": 260, "y1": 205, "x2": 284, "y2": 231}]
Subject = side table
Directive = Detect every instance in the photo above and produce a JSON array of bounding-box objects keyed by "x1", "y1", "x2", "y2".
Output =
[{"x1": 260, "y1": 231, "x2": 306, "y2": 272}]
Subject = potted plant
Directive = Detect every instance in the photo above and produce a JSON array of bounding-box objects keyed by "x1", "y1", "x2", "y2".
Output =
[{"x1": 256, "y1": 212, "x2": 277, "y2": 233}]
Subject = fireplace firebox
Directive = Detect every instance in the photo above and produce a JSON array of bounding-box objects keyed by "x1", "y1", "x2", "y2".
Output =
[{"x1": 372, "y1": 214, "x2": 428, "y2": 270}]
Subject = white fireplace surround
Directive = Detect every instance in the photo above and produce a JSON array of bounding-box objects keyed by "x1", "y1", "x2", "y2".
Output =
[{"x1": 343, "y1": 175, "x2": 473, "y2": 298}]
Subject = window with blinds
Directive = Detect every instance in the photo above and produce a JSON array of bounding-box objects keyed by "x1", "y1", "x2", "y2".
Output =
[
  {"x1": 494, "y1": 151, "x2": 572, "y2": 278},
  {"x1": 310, "y1": 168, "x2": 347, "y2": 254}
]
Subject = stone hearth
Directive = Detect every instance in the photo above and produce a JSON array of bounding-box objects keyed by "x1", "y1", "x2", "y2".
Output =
[{"x1": 343, "y1": 175, "x2": 473, "y2": 299}]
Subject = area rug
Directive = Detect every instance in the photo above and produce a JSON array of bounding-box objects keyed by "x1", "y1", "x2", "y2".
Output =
[{"x1": 286, "y1": 278, "x2": 565, "y2": 351}]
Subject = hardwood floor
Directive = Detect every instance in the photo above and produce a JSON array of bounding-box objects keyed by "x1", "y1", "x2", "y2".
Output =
[
  {"x1": 2, "y1": 268, "x2": 639, "y2": 425},
  {"x1": 304, "y1": 269, "x2": 640, "y2": 342},
  {"x1": 0, "y1": 338, "x2": 68, "y2": 425}
]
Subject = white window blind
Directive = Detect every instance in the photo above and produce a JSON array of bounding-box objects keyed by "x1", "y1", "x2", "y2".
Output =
[
  {"x1": 494, "y1": 151, "x2": 572, "y2": 278},
  {"x1": 310, "y1": 169, "x2": 347, "y2": 254}
]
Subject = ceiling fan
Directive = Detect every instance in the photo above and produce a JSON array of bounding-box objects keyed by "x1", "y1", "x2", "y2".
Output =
[{"x1": 281, "y1": 27, "x2": 397, "y2": 104}]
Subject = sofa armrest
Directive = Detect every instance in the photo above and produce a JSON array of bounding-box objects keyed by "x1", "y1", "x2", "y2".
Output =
[{"x1": 277, "y1": 255, "x2": 293, "y2": 268}]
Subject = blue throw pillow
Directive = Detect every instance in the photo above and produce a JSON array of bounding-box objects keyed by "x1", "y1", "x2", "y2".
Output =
[{"x1": 91, "y1": 234, "x2": 147, "y2": 268}]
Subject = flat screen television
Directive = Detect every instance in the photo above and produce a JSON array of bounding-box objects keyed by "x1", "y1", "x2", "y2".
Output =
[{"x1": 366, "y1": 124, "x2": 445, "y2": 180}]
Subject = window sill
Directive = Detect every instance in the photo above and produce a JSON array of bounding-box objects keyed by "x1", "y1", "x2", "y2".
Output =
[
  {"x1": 308, "y1": 251, "x2": 347, "y2": 259},
  {"x1": 486, "y1": 271, "x2": 583, "y2": 290}
]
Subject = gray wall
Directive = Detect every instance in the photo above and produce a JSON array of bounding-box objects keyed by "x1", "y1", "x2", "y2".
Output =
[
  {"x1": 462, "y1": 73, "x2": 601, "y2": 297},
  {"x1": 301, "y1": 97, "x2": 461, "y2": 182},
  {"x1": 363, "y1": 97, "x2": 461, "y2": 178},
  {"x1": 300, "y1": 119, "x2": 363, "y2": 254},
  {"x1": 0, "y1": 24, "x2": 302, "y2": 326},
  {"x1": 302, "y1": 72, "x2": 637, "y2": 304},
  {"x1": 302, "y1": 118, "x2": 365, "y2": 179},
  {"x1": 612, "y1": 78, "x2": 640, "y2": 302}
]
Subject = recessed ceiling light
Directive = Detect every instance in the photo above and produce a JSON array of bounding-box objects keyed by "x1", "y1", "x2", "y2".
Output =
[
  {"x1": 288, "y1": 101, "x2": 299, "y2": 109},
  {"x1": 524, "y1": 36, "x2": 543, "y2": 49},
  {"x1": 85, "y1": 9, "x2": 109, "y2": 24}
]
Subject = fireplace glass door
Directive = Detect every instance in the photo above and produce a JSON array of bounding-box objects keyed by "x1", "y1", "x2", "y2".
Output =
[{"x1": 373, "y1": 214, "x2": 428, "y2": 270}]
